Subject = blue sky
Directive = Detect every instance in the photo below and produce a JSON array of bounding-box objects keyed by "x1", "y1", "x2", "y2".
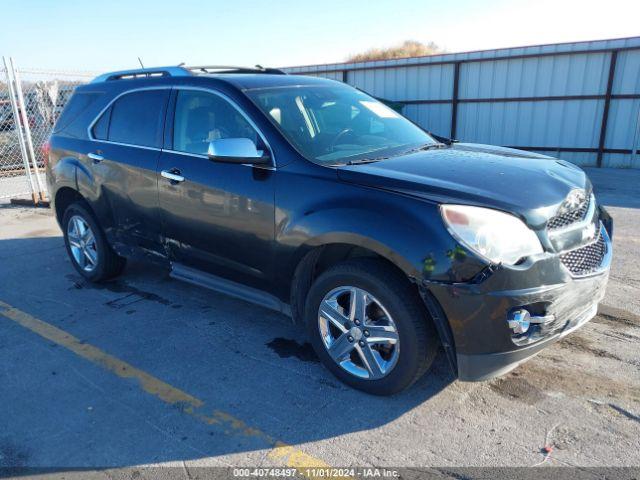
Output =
[{"x1": 2, "y1": 0, "x2": 638, "y2": 72}]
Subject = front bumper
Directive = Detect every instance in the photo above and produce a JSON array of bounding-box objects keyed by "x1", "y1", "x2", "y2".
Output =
[
  {"x1": 426, "y1": 224, "x2": 612, "y2": 381},
  {"x1": 456, "y1": 302, "x2": 599, "y2": 380}
]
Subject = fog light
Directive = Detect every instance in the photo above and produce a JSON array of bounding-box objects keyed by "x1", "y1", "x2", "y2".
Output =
[{"x1": 507, "y1": 309, "x2": 531, "y2": 334}]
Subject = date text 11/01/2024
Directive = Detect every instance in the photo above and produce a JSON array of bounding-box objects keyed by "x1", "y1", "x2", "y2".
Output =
[{"x1": 232, "y1": 468, "x2": 400, "y2": 477}]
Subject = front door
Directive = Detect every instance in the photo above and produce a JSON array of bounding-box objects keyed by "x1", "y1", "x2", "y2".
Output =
[{"x1": 157, "y1": 88, "x2": 276, "y2": 290}]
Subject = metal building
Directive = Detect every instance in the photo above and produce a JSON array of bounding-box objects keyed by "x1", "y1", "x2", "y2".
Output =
[{"x1": 283, "y1": 36, "x2": 640, "y2": 169}]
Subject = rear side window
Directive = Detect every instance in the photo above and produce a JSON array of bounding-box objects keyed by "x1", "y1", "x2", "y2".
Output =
[
  {"x1": 106, "y1": 90, "x2": 167, "y2": 147},
  {"x1": 53, "y1": 91, "x2": 100, "y2": 133}
]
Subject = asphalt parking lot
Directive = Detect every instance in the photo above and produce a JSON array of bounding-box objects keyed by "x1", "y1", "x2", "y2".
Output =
[{"x1": 0, "y1": 167, "x2": 639, "y2": 472}]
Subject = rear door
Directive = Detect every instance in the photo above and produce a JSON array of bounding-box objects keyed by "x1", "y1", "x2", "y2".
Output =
[
  {"x1": 157, "y1": 88, "x2": 276, "y2": 290},
  {"x1": 87, "y1": 88, "x2": 170, "y2": 253}
]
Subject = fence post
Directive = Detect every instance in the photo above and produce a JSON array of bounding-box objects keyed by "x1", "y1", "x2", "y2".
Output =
[
  {"x1": 596, "y1": 50, "x2": 618, "y2": 168},
  {"x1": 631, "y1": 103, "x2": 640, "y2": 168},
  {"x1": 2, "y1": 56, "x2": 38, "y2": 205},
  {"x1": 450, "y1": 62, "x2": 461, "y2": 140},
  {"x1": 10, "y1": 58, "x2": 46, "y2": 201}
]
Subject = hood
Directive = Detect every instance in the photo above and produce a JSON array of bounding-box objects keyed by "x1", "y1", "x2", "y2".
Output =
[{"x1": 336, "y1": 143, "x2": 590, "y2": 228}]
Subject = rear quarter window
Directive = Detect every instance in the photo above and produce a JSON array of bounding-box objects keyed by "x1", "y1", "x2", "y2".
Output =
[
  {"x1": 53, "y1": 91, "x2": 101, "y2": 133},
  {"x1": 91, "y1": 106, "x2": 111, "y2": 140}
]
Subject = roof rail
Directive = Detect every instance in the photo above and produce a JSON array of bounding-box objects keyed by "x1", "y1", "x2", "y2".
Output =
[
  {"x1": 90, "y1": 64, "x2": 287, "y2": 83},
  {"x1": 90, "y1": 66, "x2": 192, "y2": 83},
  {"x1": 186, "y1": 65, "x2": 287, "y2": 75}
]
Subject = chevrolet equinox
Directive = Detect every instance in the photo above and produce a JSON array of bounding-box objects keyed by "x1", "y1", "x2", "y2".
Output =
[{"x1": 46, "y1": 65, "x2": 613, "y2": 395}]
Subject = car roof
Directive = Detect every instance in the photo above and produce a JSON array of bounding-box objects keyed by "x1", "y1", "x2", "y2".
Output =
[
  {"x1": 86, "y1": 65, "x2": 340, "y2": 92},
  {"x1": 209, "y1": 73, "x2": 338, "y2": 90}
]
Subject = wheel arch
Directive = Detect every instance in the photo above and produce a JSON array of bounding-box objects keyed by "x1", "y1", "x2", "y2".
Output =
[
  {"x1": 53, "y1": 187, "x2": 89, "y2": 227},
  {"x1": 286, "y1": 235, "x2": 459, "y2": 375},
  {"x1": 287, "y1": 235, "x2": 422, "y2": 326},
  {"x1": 49, "y1": 152, "x2": 99, "y2": 225}
]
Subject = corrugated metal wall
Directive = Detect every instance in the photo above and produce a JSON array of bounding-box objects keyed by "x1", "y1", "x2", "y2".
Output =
[{"x1": 284, "y1": 37, "x2": 640, "y2": 168}]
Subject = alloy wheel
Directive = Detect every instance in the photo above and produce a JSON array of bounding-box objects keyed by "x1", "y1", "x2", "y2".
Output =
[
  {"x1": 318, "y1": 286, "x2": 400, "y2": 380},
  {"x1": 67, "y1": 215, "x2": 98, "y2": 272}
]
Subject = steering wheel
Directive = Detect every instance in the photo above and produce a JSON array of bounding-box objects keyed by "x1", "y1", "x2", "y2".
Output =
[{"x1": 329, "y1": 128, "x2": 356, "y2": 152}]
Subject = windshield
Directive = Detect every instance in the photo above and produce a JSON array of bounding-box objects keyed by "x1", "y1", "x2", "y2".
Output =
[{"x1": 245, "y1": 84, "x2": 437, "y2": 165}]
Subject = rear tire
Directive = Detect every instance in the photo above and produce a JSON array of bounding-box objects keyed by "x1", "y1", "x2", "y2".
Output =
[
  {"x1": 62, "y1": 202, "x2": 126, "y2": 282},
  {"x1": 304, "y1": 258, "x2": 438, "y2": 395}
]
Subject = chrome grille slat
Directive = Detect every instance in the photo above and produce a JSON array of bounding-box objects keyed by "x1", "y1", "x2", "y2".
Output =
[{"x1": 559, "y1": 229, "x2": 606, "y2": 276}]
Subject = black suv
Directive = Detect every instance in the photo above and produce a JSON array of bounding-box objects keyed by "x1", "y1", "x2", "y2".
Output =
[{"x1": 47, "y1": 65, "x2": 612, "y2": 395}]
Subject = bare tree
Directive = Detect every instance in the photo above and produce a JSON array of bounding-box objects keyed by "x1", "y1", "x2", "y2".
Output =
[{"x1": 347, "y1": 40, "x2": 445, "y2": 62}]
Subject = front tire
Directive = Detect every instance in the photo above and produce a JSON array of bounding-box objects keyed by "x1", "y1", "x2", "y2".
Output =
[
  {"x1": 304, "y1": 259, "x2": 438, "y2": 395},
  {"x1": 62, "y1": 202, "x2": 126, "y2": 282}
]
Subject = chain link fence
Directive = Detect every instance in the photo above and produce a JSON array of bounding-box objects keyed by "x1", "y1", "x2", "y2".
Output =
[
  {"x1": 0, "y1": 60, "x2": 34, "y2": 201},
  {"x1": 0, "y1": 57, "x2": 97, "y2": 203}
]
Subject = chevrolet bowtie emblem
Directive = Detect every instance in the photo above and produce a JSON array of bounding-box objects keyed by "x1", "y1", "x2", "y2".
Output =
[{"x1": 565, "y1": 189, "x2": 586, "y2": 210}]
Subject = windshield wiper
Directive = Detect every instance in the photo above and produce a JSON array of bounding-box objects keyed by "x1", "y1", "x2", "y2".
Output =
[
  {"x1": 329, "y1": 157, "x2": 388, "y2": 166},
  {"x1": 333, "y1": 143, "x2": 446, "y2": 166},
  {"x1": 345, "y1": 157, "x2": 388, "y2": 165},
  {"x1": 409, "y1": 142, "x2": 447, "y2": 153}
]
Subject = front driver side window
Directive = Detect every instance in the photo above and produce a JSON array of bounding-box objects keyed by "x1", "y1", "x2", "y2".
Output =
[{"x1": 173, "y1": 90, "x2": 258, "y2": 155}]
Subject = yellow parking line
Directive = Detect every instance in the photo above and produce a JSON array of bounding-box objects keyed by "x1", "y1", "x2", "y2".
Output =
[{"x1": 0, "y1": 300, "x2": 329, "y2": 473}]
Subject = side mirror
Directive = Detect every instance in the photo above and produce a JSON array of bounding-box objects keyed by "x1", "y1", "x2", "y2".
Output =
[{"x1": 207, "y1": 138, "x2": 270, "y2": 165}]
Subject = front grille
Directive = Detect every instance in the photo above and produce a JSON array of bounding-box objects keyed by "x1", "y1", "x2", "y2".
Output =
[
  {"x1": 559, "y1": 229, "x2": 606, "y2": 276},
  {"x1": 547, "y1": 194, "x2": 590, "y2": 230}
]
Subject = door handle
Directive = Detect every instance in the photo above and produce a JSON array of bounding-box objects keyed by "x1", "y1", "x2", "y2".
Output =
[
  {"x1": 88, "y1": 152, "x2": 104, "y2": 163},
  {"x1": 161, "y1": 169, "x2": 185, "y2": 183}
]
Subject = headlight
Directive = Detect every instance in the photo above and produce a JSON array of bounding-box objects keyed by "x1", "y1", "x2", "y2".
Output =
[{"x1": 441, "y1": 205, "x2": 543, "y2": 265}]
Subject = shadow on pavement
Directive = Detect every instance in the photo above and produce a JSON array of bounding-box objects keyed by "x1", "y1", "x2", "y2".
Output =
[{"x1": 0, "y1": 236, "x2": 455, "y2": 470}]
